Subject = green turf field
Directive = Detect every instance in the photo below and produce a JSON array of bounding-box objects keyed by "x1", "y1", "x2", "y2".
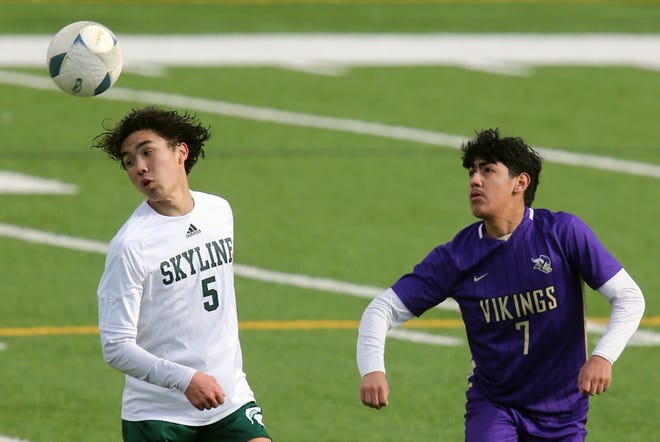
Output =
[{"x1": 1, "y1": 2, "x2": 659, "y2": 441}]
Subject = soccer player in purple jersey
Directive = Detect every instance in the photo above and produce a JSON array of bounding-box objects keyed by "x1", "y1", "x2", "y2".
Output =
[{"x1": 356, "y1": 129, "x2": 645, "y2": 441}]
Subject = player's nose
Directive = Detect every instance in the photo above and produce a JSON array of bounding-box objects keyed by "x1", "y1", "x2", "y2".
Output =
[
  {"x1": 469, "y1": 172, "x2": 483, "y2": 187},
  {"x1": 135, "y1": 158, "x2": 148, "y2": 174}
]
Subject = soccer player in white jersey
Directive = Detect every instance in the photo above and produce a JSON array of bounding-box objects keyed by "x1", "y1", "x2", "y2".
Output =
[
  {"x1": 94, "y1": 107, "x2": 271, "y2": 442},
  {"x1": 357, "y1": 129, "x2": 645, "y2": 441}
]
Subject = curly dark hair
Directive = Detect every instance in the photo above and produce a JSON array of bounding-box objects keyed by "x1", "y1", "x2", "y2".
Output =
[
  {"x1": 461, "y1": 128, "x2": 543, "y2": 206},
  {"x1": 93, "y1": 106, "x2": 210, "y2": 174}
]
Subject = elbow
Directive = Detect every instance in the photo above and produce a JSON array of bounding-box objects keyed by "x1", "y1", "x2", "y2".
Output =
[
  {"x1": 636, "y1": 294, "x2": 646, "y2": 321},
  {"x1": 101, "y1": 340, "x2": 120, "y2": 367},
  {"x1": 100, "y1": 332, "x2": 133, "y2": 368},
  {"x1": 626, "y1": 286, "x2": 645, "y2": 320}
]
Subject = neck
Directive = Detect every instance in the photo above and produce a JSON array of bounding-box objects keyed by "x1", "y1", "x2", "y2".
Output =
[
  {"x1": 482, "y1": 206, "x2": 526, "y2": 239},
  {"x1": 148, "y1": 186, "x2": 194, "y2": 217}
]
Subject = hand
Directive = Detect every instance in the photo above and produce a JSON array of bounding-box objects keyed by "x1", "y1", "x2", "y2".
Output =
[
  {"x1": 360, "y1": 371, "x2": 390, "y2": 409},
  {"x1": 184, "y1": 371, "x2": 226, "y2": 410},
  {"x1": 577, "y1": 355, "x2": 612, "y2": 396}
]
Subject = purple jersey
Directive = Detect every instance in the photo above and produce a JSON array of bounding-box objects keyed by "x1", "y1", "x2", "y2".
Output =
[{"x1": 392, "y1": 208, "x2": 622, "y2": 417}]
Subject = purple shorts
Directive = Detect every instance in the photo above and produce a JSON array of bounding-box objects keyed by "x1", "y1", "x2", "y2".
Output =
[{"x1": 465, "y1": 387, "x2": 587, "y2": 442}]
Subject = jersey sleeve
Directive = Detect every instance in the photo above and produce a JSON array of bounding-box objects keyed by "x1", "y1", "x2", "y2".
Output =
[
  {"x1": 559, "y1": 213, "x2": 623, "y2": 290},
  {"x1": 356, "y1": 288, "x2": 415, "y2": 377},
  {"x1": 97, "y1": 242, "x2": 195, "y2": 391},
  {"x1": 391, "y1": 246, "x2": 455, "y2": 317},
  {"x1": 97, "y1": 243, "x2": 144, "y2": 335},
  {"x1": 592, "y1": 269, "x2": 645, "y2": 363}
]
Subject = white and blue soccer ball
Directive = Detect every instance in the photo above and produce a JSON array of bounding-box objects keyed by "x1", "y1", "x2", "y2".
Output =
[{"x1": 47, "y1": 21, "x2": 123, "y2": 97}]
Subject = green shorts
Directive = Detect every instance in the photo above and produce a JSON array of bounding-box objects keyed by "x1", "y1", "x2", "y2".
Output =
[{"x1": 122, "y1": 401, "x2": 271, "y2": 442}]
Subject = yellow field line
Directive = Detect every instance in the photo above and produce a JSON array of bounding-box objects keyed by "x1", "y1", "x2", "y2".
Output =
[
  {"x1": 1, "y1": 317, "x2": 658, "y2": 337},
  {"x1": 240, "y1": 319, "x2": 467, "y2": 329},
  {"x1": 0, "y1": 325, "x2": 100, "y2": 337},
  {"x1": 19, "y1": 1, "x2": 647, "y2": 5}
]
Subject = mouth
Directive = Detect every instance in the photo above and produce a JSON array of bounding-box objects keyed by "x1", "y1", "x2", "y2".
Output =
[
  {"x1": 470, "y1": 191, "x2": 484, "y2": 201},
  {"x1": 141, "y1": 178, "x2": 154, "y2": 188}
]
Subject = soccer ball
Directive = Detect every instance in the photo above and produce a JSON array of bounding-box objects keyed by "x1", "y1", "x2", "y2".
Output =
[{"x1": 46, "y1": 21, "x2": 123, "y2": 97}]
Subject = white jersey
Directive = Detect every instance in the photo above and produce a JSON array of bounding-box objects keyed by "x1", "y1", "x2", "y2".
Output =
[{"x1": 97, "y1": 191, "x2": 255, "y2": 425}]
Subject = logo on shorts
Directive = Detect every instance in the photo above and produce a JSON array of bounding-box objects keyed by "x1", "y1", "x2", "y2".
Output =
[
  {"x1": 531, "y1": 254, "x2": 552, "y2": 274},
  {"x1": 245, "y1": 406, "x2": 264, "y2": 426}
]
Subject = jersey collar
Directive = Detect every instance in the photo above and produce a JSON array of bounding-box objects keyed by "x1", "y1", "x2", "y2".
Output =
[{"x1": 478, "y1": 207, "x2": 534, "y2": 240}]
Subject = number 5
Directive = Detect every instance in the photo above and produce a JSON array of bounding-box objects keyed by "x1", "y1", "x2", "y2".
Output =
[{"x1": 202, "y1": 276, "x2": 220, "y2": 312}]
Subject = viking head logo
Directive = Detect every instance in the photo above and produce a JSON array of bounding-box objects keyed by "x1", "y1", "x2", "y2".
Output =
[{"x1": 531, "y1": 254, "x2": 552, "y2": 274}]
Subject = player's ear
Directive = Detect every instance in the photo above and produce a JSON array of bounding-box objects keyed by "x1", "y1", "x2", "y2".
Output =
[
  {"x1": 514, "y1": 172, "x2": 531, "y2": 194},
  {"x1": 176, "y1": 142, "x2": 189, "y2": 164}
]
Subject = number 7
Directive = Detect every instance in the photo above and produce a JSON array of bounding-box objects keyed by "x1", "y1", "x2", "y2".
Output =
[{"x1": 515, "y1": 320, "x2": 530, "y2": 355}]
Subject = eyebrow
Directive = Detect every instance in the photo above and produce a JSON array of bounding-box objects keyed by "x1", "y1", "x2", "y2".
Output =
[
  {"x1": 121, "y1": 139, "x2": 154, "y2": 158},
  {"x1": 470, "y1": 160, "x2": 496, "y2": 170}
]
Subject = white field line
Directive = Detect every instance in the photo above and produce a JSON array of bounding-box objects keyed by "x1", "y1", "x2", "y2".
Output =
[
  {"x1": 3, "y1": 34, "x2": 660, "y2": 73},
  {"x1": 587, "y1": 322, "x2": 660, "y2": 346},
  {"x1": 0, "y1": 171, "x2": 77, "y2": 194},
  {"x1": 388, "y1": 329, "x2": 462, "y2": 346},
  {"x1": 0, "y1": 70, "x2": 657, "y2": 180},
  {"x1": 0, "y1": 222, "x2": 657, "y2": 346}
]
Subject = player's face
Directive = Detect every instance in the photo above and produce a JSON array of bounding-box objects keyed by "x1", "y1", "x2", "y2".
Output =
[
  {"x1": 120, "y1": 129, "x2": 189, "y2": 204},
  {"x1": 467, "y1": 158, "x2": 519, "y2": 220}
]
